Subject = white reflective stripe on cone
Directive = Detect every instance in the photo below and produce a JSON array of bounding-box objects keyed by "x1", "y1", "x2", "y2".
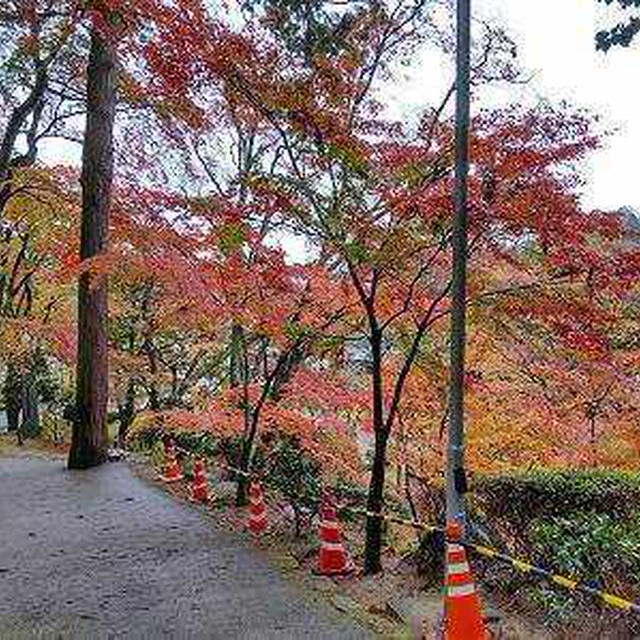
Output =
[
  {"x1": 447, "y1": 561, "x2": 470, "y2": 575},
  {"x1": 447, "y1": 543, "x2": 465, "y2": 553},
  {"x1": 321, "y1": 541, "x2": 346, "y2": 551},
  {"x1": 447, "y1": 583, "x2": 476, "y2": 598},
  {"x1": 320, "y1": 521, "x2": 340, "y2": 530}
]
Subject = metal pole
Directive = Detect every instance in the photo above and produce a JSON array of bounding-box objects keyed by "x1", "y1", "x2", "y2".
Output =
[{"x1": 446, "y1": 0, "x2": 472, "y2": 526}]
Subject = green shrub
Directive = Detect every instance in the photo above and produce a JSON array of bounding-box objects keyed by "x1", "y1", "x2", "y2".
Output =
[
  {"x1": 174, "y1": 431, "x2": 219, "y2": 458},
  {"x1": 265, "y1": 435, "x2": 322, "y2": 537},
  {"x1": 149, "y1": 440, "x2": 165, "y2": 468},
  {"x1": 130, "y1": 426, "x2": 164, "y2": 451},
  {"x1": 333, "y1": 476, "x2": 369, "y2": 522},
  {"x1": 473, "y1": 469, "x2": 640, "y2": 525},
  {"x1": 467, "y1": 469, "x2": 640, "y2": 632},
  {"x1": 216, "y1": 434, "x2": 269, "y2": 480},
  {"x1": 529, "y1": 511, "x2": 640, "y2": 591}
]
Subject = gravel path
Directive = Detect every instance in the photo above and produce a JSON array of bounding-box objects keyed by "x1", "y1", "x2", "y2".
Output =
[{"x1": 0, "y1": 456, "x2": 371, "y2": 639}]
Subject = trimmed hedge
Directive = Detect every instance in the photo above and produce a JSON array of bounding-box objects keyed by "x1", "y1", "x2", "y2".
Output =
[
  {"x1": 410, "y1": 468, "x2": 640, "y2": 634},
  {"x1": 470, "y1": 469, "x2": 640, "y2": 635},
  {"x1": 473, "y1": 468, "x2": 640, "y2": 523}
]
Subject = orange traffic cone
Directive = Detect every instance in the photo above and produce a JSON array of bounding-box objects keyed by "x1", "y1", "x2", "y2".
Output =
[
  {"x1": 161, "y1": 438, "x2": 183, "y2": 483},
  {"x1": 444, "y1": 522, "x2": 486, "y2": 640},
  {"x1": 315, "y1": 495, "x2": 354, "y2": 576},
  {"x1": 190, "y1": 457, "x2": 210, "y2": 504},
  {"x1": 248, "y1": 481, "x2": 268, "y2": 535}
]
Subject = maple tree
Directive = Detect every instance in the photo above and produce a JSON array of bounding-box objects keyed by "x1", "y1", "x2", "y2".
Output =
[
  {"x1": 0, "y1": 165, "x2": 78, "y2": 440},
  {"x1": 102, "y1": 168, "x2": 359, "y2": 501},
  {"x1": 0, "y1": 3, "x2": 85, "y2": 440},
  {"x1": 222, "y1": 257, "x2": 350, "y2": 505},
  {"x1": 116, "y1": 189, "x2": 367, "y2": 500},
  {"x1": 107, "y1": 185, "x2": 226, "y2": 442},
  {"x1": 0, "y1": 1, "x2": 86, "y2": 190},
  {"x1": 117, "y1": 0, "x2": 640, "y2": 573},
  {"x1": 472, "y1": 215, "x2": 640, "y2": 470},
  {"x1": 1, "y1": 0, "x2": 638, "y2": 594}
]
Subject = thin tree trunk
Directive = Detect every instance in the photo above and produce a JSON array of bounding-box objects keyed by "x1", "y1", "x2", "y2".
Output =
[
  {"x1": 364, "y1": 329, "x2": 387, "y2": 574},
  {"x1": 364, "y1": 427, "x2": 389, "y2": 574},
  {"x1": 0, "y1": 65, "x2": 48, "y2": 183},
  {"x1": 234, "y1": 344, "x2": 298, "y2": 506},
  {"x1": 236, "y1": 408, "x2": 257, "y2": 506},
  {"x1": 6, "y1": 400, "x2": 20, "y2": 432},
  {"x1": 117, "y1": 380, "x2": 135, "y2": 446},
  {"x1": 229, "y1": 323, "x2": 243, "y2": 387},
  {"x1": 235, "y1": 328, "x2": 252, "y2": 506},
  {"x1": 21, "y1": 374, "x2": 40, "y2": 438},
  {"x1": 148, "y1": 354, "x2": 160, "y2": 411},
  {"x1": 404, "y1": 466, "x2": 419, "y2": 524},
  {"x1": 68, "y1": 22, "x2": 117, "y2": 469},
  {"x1": 4, "y1": 362, "x2": 21, "y2": 432}
]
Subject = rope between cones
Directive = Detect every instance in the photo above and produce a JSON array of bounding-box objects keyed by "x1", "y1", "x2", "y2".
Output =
[
  {"x1": 172, "y1": 444, "x2": 253, "y2": 478},
  {"x1": 462, "y1": 540, "x2": 640, "y2": 614},
  {"x1": 344, "y1": 508, "x2": 640, "y2": 615},
  {"x1": 160, "y1": 440, "x2": 640, "y2": 614},
  {"x1": 342, "y1": 506, "x2": 443, "y2": 534}
]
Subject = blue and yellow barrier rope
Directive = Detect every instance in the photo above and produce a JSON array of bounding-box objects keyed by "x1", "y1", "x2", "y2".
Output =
[
  {"x1": 340, "y1": 506, "x2": 640, "y2": 614},
  {"x1": 163, "y1": 442, "x2": 640, "y2": 614},
  {"x1": 462, "y1": 540, "x2": 640, "y2": 614}
]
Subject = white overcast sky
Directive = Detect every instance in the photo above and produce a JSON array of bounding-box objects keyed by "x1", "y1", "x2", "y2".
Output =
[
  {"x1": 480, "y1": 0, "x2": 639, "y2": 211},
  {"x1": 390, "y1": 0, "x2": 640, "y2": 211},
  {"x1": 44, "y1": 1, "x2": 639, "y2": 213}
]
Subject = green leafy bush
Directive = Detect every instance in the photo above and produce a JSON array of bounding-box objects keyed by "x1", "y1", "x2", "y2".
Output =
[
  {"x1": 174, "y1": 431, "x2": 219, "y2": 459},
  {"x1": 333, "y1": 475, "x2": 369, "y2": 522},
  {"x1": 265, "y1": 435, "x2": 322, "y2": 537},
  {"x1": 468, "y1": 469, "x2": 640, "y2": 633},
  {"x1": 128, "y1": 425, "x2": 164, "y2": 451},
  {"x1": 473, "y1": 469, "x2": 640, "y2": 524},
  {"x1": 529, "y1": 511, "x2": 640, "y2": 591}
]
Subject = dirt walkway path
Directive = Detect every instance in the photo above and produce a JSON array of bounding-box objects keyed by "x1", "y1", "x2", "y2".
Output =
[{"x1": 0, "y1": 456, "x2": 371, "y2": 639}]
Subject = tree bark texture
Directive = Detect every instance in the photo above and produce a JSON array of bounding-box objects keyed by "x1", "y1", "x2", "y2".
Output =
[
  {"x1": 117, "y1": 380, "x2": 135, "y2": 446},
  {"x1": 364, "y1": 329, "x2": 387, "y2": 574},
  {"x1": 21, "y1": 375, "x2": 40, "y2": 438},
  {"x1": 68, "y1": 24, "x2": 117, "y2": 469},
  {"x1": 364, "y1": 427, "x2": 389, "y2": 574},
  {"x1": 3, "y1": 362, "x2": 21, "y2": 432}
]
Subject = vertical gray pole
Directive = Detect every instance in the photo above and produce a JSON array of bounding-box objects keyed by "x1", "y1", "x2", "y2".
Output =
[{"x1": 446, "y1": 0, "x2": 472, "y2": 526}]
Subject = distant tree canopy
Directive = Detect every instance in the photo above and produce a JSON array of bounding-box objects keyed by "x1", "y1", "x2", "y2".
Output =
[
  {"x1": 241, "y1": 0, "x2": 359, "y2": 61},
  {"x1": 596, "y1": 0, "x2": 640, "y2": 51}
]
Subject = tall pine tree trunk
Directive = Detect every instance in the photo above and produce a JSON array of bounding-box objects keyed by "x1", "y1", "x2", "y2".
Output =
[{"x1": 68, "y1": 22, "x2": 117, "y2": 469}]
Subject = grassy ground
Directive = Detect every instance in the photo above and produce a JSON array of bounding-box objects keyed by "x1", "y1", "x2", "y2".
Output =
[{"x1": 0, "y1": 432, "x2": 68, "y2": 459}]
